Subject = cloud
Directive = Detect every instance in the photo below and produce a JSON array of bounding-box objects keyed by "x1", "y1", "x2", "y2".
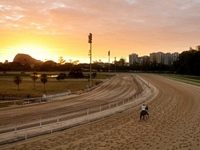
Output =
[{"x1": 0, "y1": 0, "x2": 200, "y2": 45}]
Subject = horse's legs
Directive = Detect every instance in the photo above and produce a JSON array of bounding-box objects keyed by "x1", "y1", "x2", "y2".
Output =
[
  {"x1": 146, "y1": 111, "x2": 149, "y2": 119},
  {"x1": 140, "y1": 113, "x2": 143, "y2": 120}
]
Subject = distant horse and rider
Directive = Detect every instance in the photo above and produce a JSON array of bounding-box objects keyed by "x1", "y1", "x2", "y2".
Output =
[{"x1": 140, "y1": 104, "x2": 149, "y2": 120}]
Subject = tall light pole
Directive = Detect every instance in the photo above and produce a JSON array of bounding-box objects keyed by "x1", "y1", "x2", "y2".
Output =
[
  {"x1": 115, "y1": 57, "x2": 116, "y2": 73},
  {"x1": 88, "y1": 33, "x2": 92, "y2": 87},
  {"x1": 108, "y1": 50, "x2": 110, "y2": 72}
]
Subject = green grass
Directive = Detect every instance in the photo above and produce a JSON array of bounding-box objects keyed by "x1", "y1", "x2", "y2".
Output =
[
  {"x1": 0, "y1": 72, "x2": 114, "y2": 79},
  {"x1": 0, "y1": 72, "x2": 112, "y2": 99},
  {"x1": 0, "y1": 80, "x2": 100, "y2": 98},
  {"x1": 160, "y1": 74, "x2": 200, "y2": 86},
  {"x1": 0, "y1": 72, "x2": 113, "y2": 107}
]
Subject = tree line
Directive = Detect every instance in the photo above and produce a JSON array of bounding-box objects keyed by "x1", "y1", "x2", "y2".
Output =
[{"x1": 1, "y1": 50, "x2": 200, "y2": 76}]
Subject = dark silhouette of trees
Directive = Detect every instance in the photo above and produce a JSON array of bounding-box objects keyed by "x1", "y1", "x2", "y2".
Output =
[
  {"x1": 14, "y1": 75, "x2": 22, "y2": 91},
  {"x1": 40, "y1": 60, "x2": 57, "y2": 71},
  {"x1": 56, "y1": 73, "x2": 67, "y2": 81},
  {"x1": 40, "y1": 74, "x2": 48, "y2": 93},
  {"x1": 173, "y1": 50, "x2": 200, "y2": 75},
  {"x1": 68, "y1": 67, "x2": 84, "y2": 78},
  {"x1": 2, "y1": 51, "x2": 200, "y2": 76},
  {"x1": 92, "y1": 72, "x2": 97, "y2": 79}
]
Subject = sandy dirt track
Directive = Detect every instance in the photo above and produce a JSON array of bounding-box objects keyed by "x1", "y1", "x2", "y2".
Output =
[
  {"x1": 1, "y1": 73, "x2": 200, "y2": 150},
  {"x1": 0, "y1": 74, "x2": 142, "y2": 125}
]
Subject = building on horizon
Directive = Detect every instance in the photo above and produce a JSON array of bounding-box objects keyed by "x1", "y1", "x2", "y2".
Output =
[
  {"x1": 171, "y1": 52, "x2": 179, "y2": 63},
  {"x1": 163, "y1": 53, "x2": 172, "y2": 65},
  {"x1": 129, "y1": 51, "x2": 179, "y2": 66},
  {"x1": 138, "y1": 56, "x2": 150, "y2": 65},
  {"x1": 149, "y1": 52, "x2": 156, "y2": 63},
  {"x1": 196, "y1": 45, "x2": 200, "y2": 51},
  {"x1": 4, "y1": 60, "x2": 9, "y2": 64},
  {"x1": 150, "y1": 52, "x2": 164, "y2": 64},
  {"x1": 129, "y1": 53, "x2": 138, "y2": 65}
]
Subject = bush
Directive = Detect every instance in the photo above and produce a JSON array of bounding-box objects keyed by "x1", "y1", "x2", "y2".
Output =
[{"x1": 56, "y1": 73, "x2": 67, "y2": 80}]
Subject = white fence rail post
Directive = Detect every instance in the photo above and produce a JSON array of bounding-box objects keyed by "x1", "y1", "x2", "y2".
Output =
[
  {"x1": 25, "y1": 134, "x2": 27, "y2": 140},
  {"x1": 57, "y1": 116, "x2": 60, "y2": 123},
  {"x1": 87, "y1": 109, "x2": 89, "y2": 115},
  {"x1": 14, "y1": 123, "x2": 17, "y2": 133},
  {"x1": 40, "y1": 118, "x2": 42, "y2": 127}
]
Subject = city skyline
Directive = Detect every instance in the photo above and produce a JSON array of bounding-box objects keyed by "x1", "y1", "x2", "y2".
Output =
[
  {"x1": 1, "y1": 0, "x2": 200, "y2": 63},
  {"x1": 2, "y1": 45, "x2": 198, "y2": 64}
]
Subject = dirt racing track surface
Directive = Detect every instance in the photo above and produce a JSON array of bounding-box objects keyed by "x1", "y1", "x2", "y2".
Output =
[
  {"x1": 0, "y1": 74, "x2": 143, "y2": 125},
  {"x1": 1, "y1": 73, "x2": 200, "y2": 150}
]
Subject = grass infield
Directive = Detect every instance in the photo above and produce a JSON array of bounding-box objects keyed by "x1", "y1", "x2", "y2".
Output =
[{"x1": 160, "y1": 74, "x2": 200, "y2": 86}]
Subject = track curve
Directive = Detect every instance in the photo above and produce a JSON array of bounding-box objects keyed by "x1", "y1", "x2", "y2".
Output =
[
  {"x1": 1, "y1": 73, "x2": 200, "y2": 150},
  {"x1": 0, "y1": 74, "x2": 142, "y2": 125}
]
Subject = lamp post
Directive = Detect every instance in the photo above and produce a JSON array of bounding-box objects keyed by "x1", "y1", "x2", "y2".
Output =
[
  {"x1": 108, "y1": 51, "x2": 110, "y2": 72},
  {"x1": 115, "y1": 57, "x2": 116, "y2": 73},
  {"x1": 88, "y1": 33, "x2": 92, "y2": 87}
]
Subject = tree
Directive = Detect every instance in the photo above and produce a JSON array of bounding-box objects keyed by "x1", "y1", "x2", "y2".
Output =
[
  {"x1": 14, "y1": 75, "x2": 22, "y2": 91},
  {"x1": 68, "y1": 68, "x2": 84, "y2": 78},
  {"x1": 56, "y1": 73, "x2": 67, "y2": 81},
  {"x1": 31, "y1": 72, "x2": 38, "y2": 90},
  {"x1": 92, "y1": 72, "x2": 97, "y2": 79},
  {"x1": 173, "y1": 50, "x2": 199, "y2": 75},
  {"x1": 118, "y1": 57, "x2": 126, "y2": 66},
  {"x1": 69, "y1": 59, "x2": 79, "y2": 71},
  {"x1": 40, "y1": 74, "x2": 48, "y2": 93},
  {"x1": 58, "y1": 56, "x2": 66, "y2": 65}
]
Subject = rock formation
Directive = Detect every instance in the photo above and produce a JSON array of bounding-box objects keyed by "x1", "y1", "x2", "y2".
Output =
[{"x1": 13, "y1": 53, "x2": 42, "y2": 65}]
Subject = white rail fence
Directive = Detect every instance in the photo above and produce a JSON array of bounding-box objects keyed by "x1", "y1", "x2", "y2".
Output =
[{"x1": 0, "y1": 75, "x2": 156, "y2": 145}]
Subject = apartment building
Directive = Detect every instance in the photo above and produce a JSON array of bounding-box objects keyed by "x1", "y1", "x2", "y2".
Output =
[
  {"x1": 164, "y1": 53, "x2": 172, "y2": 65},
  {"x1": 171, "y1": 52, "x2": 179, "y2": 62},
  {"x1": 130, "y1": 52, "x2": 179, "y2": 66},
  {"x1": 129, "y1": 53, "x2": 138, "y2": 65},
  {"x1": 196, "y1": 45, "x2": 200, "y2": 51},
  {"x1": 150, "y1": 52, "x2": 164, "y2": 63}
]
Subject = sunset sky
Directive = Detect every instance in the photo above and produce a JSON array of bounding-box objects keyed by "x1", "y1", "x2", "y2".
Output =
[{"x1": 0, "y1": 0, "x2": 200, "y2": 63}]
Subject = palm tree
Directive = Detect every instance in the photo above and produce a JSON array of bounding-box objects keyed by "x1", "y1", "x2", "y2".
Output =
[
  {"x1": 32, "y1": 72, "x2": 38, "y2": 90},
  {"x1": 40, "y1": 74, "x2": 48, "y2": 93},
  {"x1": 14, "y1": 75, "x2": 22, "y2": 91}
]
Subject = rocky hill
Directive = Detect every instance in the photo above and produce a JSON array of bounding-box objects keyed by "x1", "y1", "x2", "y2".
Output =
[{"x1": 13, "y1": 53, "x2": 42, "y2": 65}]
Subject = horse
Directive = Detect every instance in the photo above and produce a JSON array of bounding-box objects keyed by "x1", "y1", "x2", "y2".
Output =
[{"x1": 140, "y1": 106, "x2": 149, "y2": 120}]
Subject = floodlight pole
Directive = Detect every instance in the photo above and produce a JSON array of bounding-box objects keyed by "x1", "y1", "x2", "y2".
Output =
[
  {"x1": 88, "y1": 33, "x2": 92, "y2": 87},
  {"x1": 108, "y1": 51, "x2": 110, "y2": 72},
  {"x1": 115, "y1": 57, "x2": 116, "y2": 73}
]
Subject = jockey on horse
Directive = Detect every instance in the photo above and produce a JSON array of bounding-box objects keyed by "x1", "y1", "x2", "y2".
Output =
[{"x1": 140, "y1": 104, "x2": 149, "y2": 120}]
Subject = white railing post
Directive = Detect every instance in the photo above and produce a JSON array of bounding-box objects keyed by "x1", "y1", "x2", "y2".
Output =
[
  {"x1": 87, "y1": 109, "x2": 89, "y2": 115},
  {"x1": 40, "y1": 118, "x2": 42, "y2": 127},
  {"x1": 14, "y1": 123, "x2": 17, "y2": 133},
  {"x1": 57, "y1": 116, "x2": 60, "y2": 123}
]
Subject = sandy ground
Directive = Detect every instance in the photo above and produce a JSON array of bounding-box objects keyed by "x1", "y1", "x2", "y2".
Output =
[
  {"x1": 1, "y1": 73, "x2": 200, "y2": 150},
  {"x1": 0, "y1": 74, "x2": 142, "y2": 125}
]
